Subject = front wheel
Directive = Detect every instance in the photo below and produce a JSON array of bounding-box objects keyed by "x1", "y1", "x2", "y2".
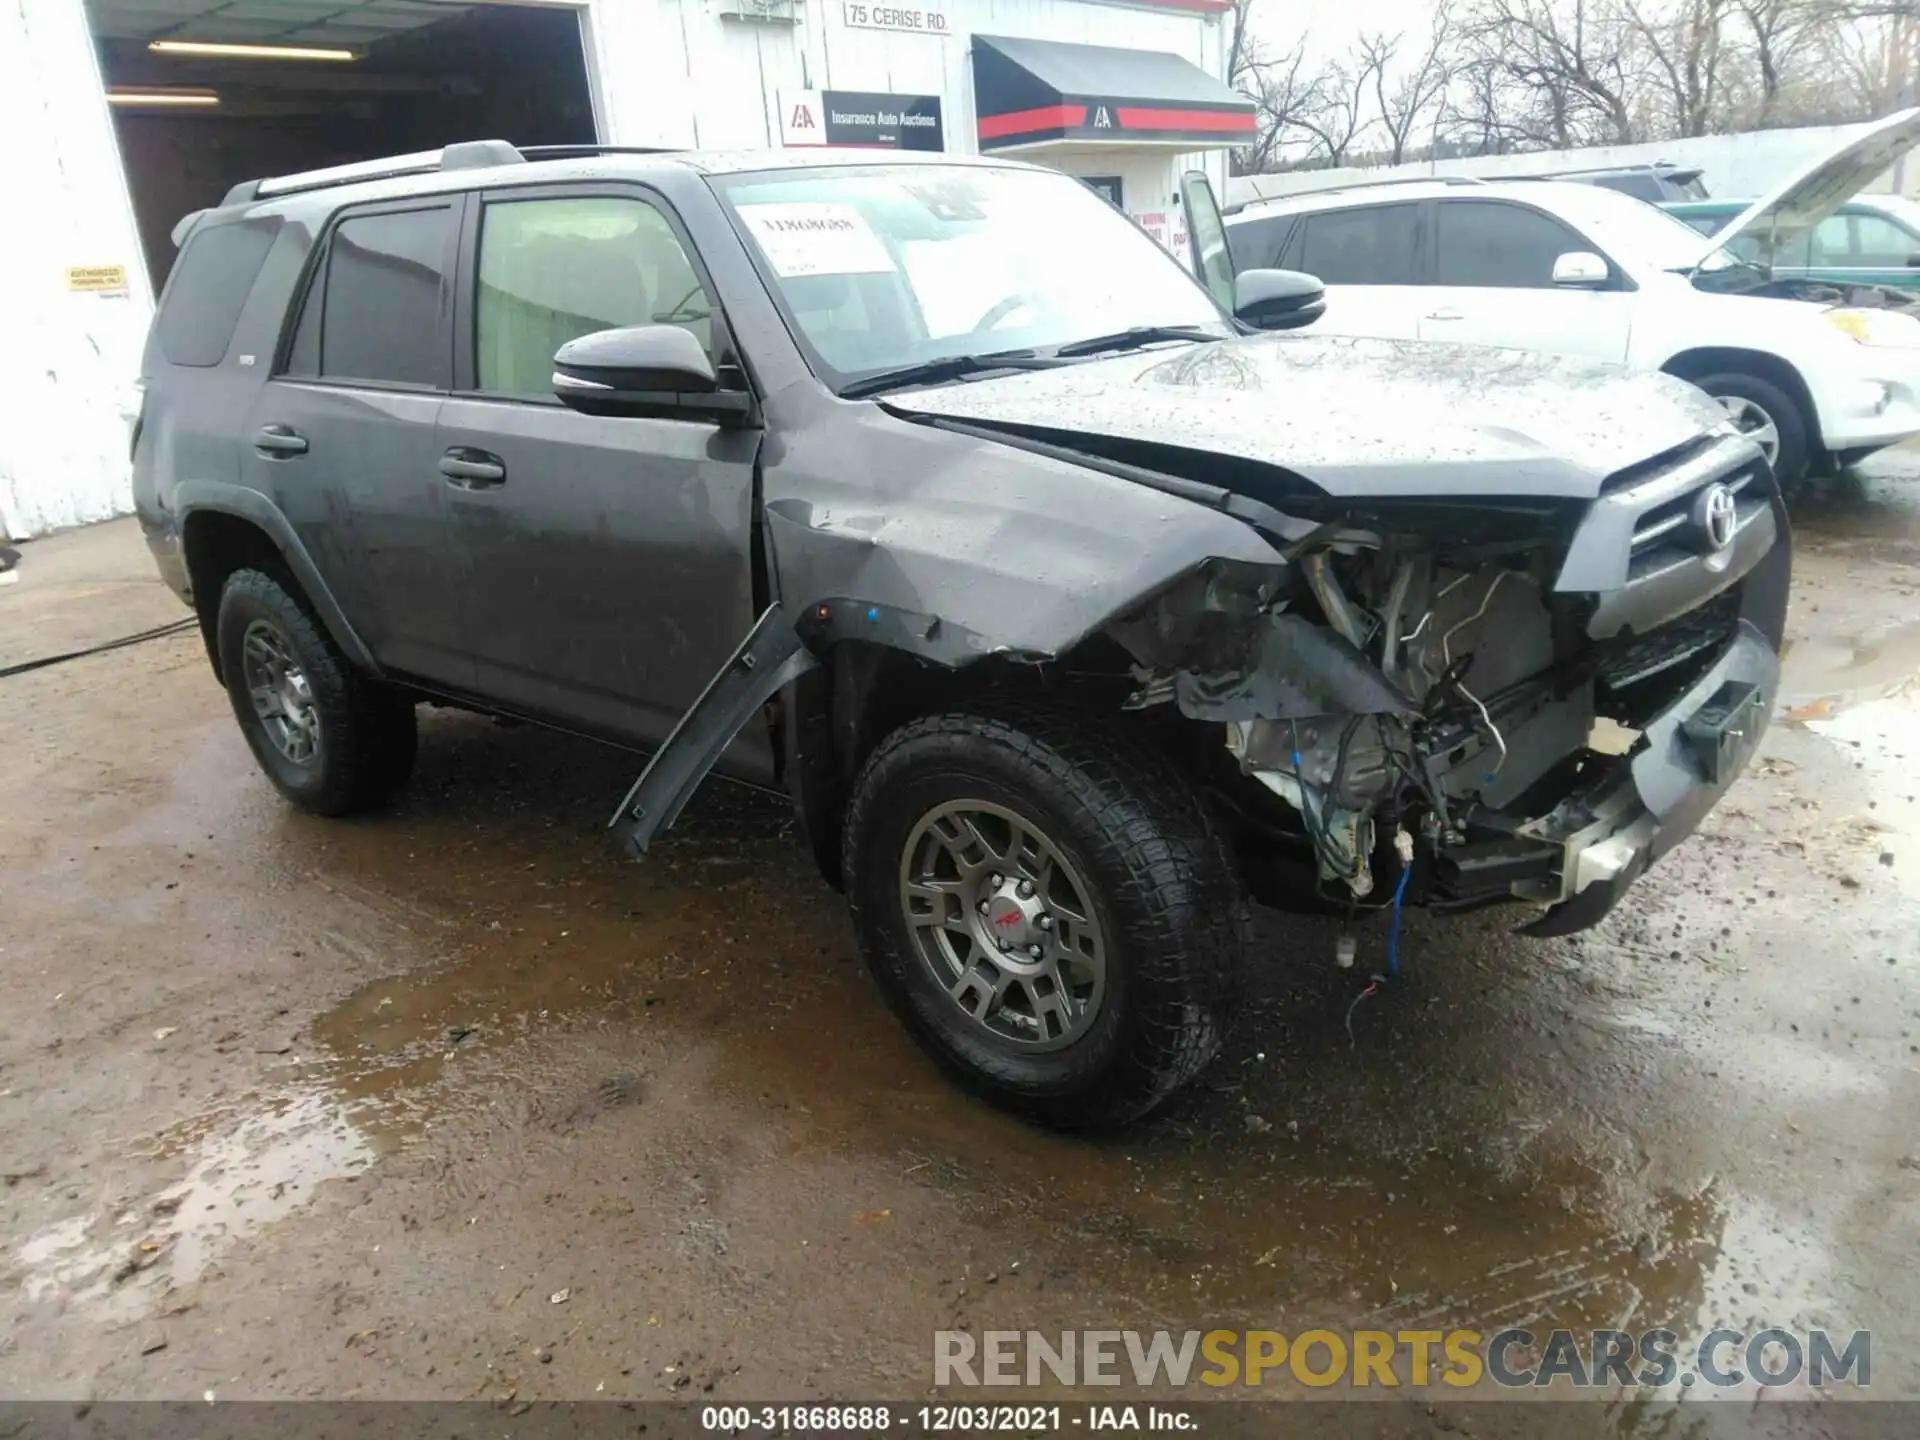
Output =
[
  {"x1": 1696, "y1": 371, "x2": 1809, "y2": 492},
  {"x1": 842, "y1": 706, "x2": 1245, "y2": 1129}
]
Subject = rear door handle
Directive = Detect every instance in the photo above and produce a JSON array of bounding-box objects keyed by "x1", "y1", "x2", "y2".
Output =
[
  {"x1": 439, "y1": 448, "x2": 506, "y2": 489},
  {"x1": 255, "y1": 424, "x2": 308, "y2": 457},
  {"x1": 1424, "y1": 309, "x2": 1465, "y2": 322}
]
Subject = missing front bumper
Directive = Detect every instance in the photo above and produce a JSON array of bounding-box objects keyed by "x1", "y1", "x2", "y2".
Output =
[{"x1": 1505, "y1": 621, "x2": 1779, "y2": 936}]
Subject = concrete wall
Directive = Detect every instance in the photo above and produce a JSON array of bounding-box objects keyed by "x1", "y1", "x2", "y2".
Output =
[
  {"x1": 0, "y1": 0, "x2": 153, "y2": 542},
  {"x1": 1226, "y1": 119, "x2": 1910, "y2": 211}
]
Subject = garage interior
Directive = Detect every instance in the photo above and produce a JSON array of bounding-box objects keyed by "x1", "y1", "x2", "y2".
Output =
[{"x1": 87, "y1": 0, "x2": 599, "y2": 289}]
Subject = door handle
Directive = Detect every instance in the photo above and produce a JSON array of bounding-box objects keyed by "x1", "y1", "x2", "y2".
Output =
[
  {"x1": 255, "y1": 424, "x2": 308, "y2": 457},
  {"x1": 1424, "y1": 309, "x2": 1465, "y2": 322},
  {"x1": 438, "y1": 448, "x2": 506, "y2": 489}
]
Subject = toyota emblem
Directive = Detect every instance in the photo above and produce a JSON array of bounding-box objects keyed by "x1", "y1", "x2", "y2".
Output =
[{"x1": 1692, "y1": 482, "x2": 1738, "y2": 553}]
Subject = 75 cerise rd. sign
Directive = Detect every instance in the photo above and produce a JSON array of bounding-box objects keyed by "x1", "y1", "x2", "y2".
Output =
[{"x1": 842, "y1": 2, "x2": 951, "y2": 34}]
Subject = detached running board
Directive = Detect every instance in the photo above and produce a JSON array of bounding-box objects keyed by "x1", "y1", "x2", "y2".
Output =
[{"x1": 607, "y1": 603, "x2": 817, "y2": 857}]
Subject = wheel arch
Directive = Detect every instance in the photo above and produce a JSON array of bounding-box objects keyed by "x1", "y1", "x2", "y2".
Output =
[
  {"x1": 175, "y1": 482, "x2": 378, "y2": 683},
  {"x1": 1659, "y1": 347, "x2": 1825, "y2": 455},
  {"x1": 784, "y1": 632, "x2": 1146, "y2": 892}
]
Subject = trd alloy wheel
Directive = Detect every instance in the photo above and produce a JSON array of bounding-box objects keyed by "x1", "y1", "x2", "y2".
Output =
[{"x1": 898, "y1": 800, "x2": 1107, "y2": 1051}]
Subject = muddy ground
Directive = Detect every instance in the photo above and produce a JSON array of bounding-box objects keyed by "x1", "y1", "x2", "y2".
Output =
[{"x1": 2, "y1": 460, "x2": 1918, "y2": 1429}]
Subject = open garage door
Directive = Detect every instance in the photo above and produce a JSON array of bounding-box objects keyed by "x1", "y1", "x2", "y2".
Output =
[{"x1": 87, "y1": 0, "x2": 599, "y2": 290}]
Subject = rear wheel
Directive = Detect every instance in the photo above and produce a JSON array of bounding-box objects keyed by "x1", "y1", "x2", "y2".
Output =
[
  {"x1": 842, "y1": 705, "x2": 1245, "y2": 1129},
  {"x1": 216, "y1": 568, "x2": 416, "y2": 816},
  {"x1": 1695, "y1": 371, "x2": 1809, "y2": 491}
]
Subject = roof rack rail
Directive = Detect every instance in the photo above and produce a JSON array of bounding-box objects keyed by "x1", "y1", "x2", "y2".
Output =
[
  {"x1": 516, "y1": 144, "x2": 681, "y2": 159},
  {"x1": 221, "y1": 139, "x2": 525, "y2": 206},
  {"x1": 1228, "y1": 172, "x2": 1486, "y2": 214}
]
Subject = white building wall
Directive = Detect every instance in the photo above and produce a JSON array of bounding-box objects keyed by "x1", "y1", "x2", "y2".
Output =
[
  {"x1": 0, "y1": 0, "x2": 153, "y2": 541},
  {"x1": 589, "y1": 0, "x2": 1231, "y2": 242}
]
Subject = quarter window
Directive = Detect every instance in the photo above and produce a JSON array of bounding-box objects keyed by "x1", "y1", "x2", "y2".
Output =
[
  {"x1": 1295, "y1": 205, "x2": 1420, "y2": 285},
  {"x1": 155, "y1": 218, "x2": 281, "y2": 368},
  {"x1": 315, "y1": 206, "x2": 457, "y2": 387},
  {"x1": 475, "y1": 195, "x2": 713, "y2": 399},
  {"x1": 1435, "y1": 201, "x2": 1593, "y2": 288}
]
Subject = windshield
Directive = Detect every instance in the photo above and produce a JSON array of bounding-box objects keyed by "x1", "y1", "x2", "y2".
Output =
[
  {"x1": 1547, "y1": 184, "x2": 1749, "y2": 274},
  {"x1": 713, "y1": 164, "x2": 1227, "y2": 387}
]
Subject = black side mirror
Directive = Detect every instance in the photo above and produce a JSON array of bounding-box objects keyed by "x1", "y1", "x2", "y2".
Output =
[
  {"x1": 552, "y1": 325, "x2": 751, "y2": 423},
  {"x1": 1233, "y1": 268, "x2": 1326, "y2": 331}
]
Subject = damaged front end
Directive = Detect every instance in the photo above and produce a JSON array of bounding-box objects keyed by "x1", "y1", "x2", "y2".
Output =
[{"x1": 1108, "y1": 432, "x2": 1787, "y2": 933}]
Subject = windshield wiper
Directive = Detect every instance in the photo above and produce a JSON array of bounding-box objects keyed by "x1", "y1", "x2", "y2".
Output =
[
  {"x1": 1051, "y1": 325, "x2": 1221, "y2": 359},
  {"x1": 838, "y1": 351, "x2": 1063, "y2": 399}
]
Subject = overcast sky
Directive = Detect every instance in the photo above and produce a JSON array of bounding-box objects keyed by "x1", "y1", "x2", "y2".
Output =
[{"x1": 1256, "y1": 0, "x2": 1440, "y2": 62}]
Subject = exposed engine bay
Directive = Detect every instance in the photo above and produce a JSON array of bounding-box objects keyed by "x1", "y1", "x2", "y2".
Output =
[{"x1": 1107, "y1": 497, "x2": 1754, "y2": 922}]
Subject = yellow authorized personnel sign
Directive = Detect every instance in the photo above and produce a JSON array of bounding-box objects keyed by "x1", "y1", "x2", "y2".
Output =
[{"x1": 66, "y1": 264, "x2": 129, "y2": 293}]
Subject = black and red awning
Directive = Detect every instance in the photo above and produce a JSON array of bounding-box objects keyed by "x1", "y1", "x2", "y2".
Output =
[{"x1": 972, "y1": 34, "x2": 1255, "y2": 151}]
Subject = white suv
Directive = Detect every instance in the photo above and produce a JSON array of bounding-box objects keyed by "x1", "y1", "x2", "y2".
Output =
[{"x1": 1224, "y1": 109, "x2": 1920, "y2": 488}]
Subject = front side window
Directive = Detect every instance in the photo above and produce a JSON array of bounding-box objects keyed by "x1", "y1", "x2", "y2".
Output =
[
  {"x1": 476, "y1": 195, "x2": 713, "y2": 399},
  {"x1": 714, "y1": 165, "x2": 1223, "y2": 383},
  {"x1": 1847, "y1": 211, "x2": 1920, "y2": 267},
  {"x1": 1435, "y1": 201, "x2": 1592, "y2": 288},
  {"x1": 312, "y1": 206, "x2": 457, "y2": 387},
  {"x1": 1296, "y1": 205, "x2": 1420, "y2": 285}
]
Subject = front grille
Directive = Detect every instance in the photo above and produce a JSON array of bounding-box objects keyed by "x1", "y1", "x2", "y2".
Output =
[
  {"x1": 1629, "y1": 468, "x2": 1760, "y2": 557},
  {"x1": 1594, "y1": 589, "x2": 1740, "y2": 723}
]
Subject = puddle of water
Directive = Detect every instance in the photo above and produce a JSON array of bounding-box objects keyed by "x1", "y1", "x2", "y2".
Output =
[
  {"x1": 1799, "y1": 697, "x2": 1920, "y2": 897},
  {"x1": 13, "y1": 1089, "x2": 374, "y2": 1318}
]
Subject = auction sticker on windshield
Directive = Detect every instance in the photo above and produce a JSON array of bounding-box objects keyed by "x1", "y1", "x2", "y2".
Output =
[{"x1": 737, "y1": 203, "x2": 896, "y2": 277}]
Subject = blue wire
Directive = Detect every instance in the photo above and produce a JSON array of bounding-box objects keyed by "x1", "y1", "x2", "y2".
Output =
[{"x1": 1387, "y1": 862, "x2": 1411, "y2": 978}]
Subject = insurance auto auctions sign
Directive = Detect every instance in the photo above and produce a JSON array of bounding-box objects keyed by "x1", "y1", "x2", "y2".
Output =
[{"x1": 778, "y1": 89, "x2": 945, "y2": 151}]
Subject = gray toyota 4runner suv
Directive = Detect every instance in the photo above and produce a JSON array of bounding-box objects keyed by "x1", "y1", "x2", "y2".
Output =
[{"x1": 136, "y1": 142, "x2": 1789, "y2": 1127}]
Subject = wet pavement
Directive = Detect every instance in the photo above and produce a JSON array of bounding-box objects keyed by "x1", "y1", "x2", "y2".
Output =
[{"x1": 2, "y1": 458, "x2": 1919, "y2": 1423}]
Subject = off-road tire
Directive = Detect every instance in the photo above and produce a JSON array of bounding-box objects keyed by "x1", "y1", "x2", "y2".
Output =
[
  {"x1": 1696, "y1": 370, "x2": 1810, "y2": 492},
  {"x1": 842, "y1": 704, "x2": 1246, "y2": 1129},
  {"x1": 216, "y1": 567, "x2": 416, "y2": 816}
]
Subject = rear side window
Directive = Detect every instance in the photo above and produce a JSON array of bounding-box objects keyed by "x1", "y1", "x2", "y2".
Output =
[
  {"x1": 1588, "y1": 173, "x2": 1660, "y2": 203},
  {"x1": 1435, "y1": 201, "x2": 1593, "y2": 288},
  {"x1": 283, "y1": 204, "x2": 457, "y2": 387},
  {"x1": 1226, "y1": 214, "x2": 1293, "y2": 273},
  {"x1": 154, "y1": 218, "x2": 280, "y2": 367},
  {"x1": 1295, "y1": 205, "x2": 1420, "y2": 285}
]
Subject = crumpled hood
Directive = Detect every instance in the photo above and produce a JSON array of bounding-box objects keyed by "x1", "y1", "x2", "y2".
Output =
[{"x1": 882, "y1": 332, "x2": 1733, "y2": 500}]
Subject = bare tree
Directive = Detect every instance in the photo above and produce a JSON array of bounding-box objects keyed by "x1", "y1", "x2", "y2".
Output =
[
  {"x1": 1624, "y1": 0, "x2": 1734, "y2": 135},
  {"x1": 1294, "y1": 46, "x2": 1389, "y2": 164},
  {"x1": 1362, "y1": 5, "x2": 1461, "y2": 164},
  {"x1": 1441, "y1": 53, "x2": 1563, "y2": 150},
  {"x1": 1234, "y1": 39, "x2": 1330, "y2": 173},
  {"x1": 1461, "y1": 0, "x2": 1647, "y2": 144},
  {"x1": 1734, "y1": 0, "x2": 1822, "y2": 120}
]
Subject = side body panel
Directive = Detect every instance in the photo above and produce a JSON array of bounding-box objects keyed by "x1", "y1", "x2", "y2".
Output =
[{"x1": 435, "y1": 176, "x2": 766, "y2": 767}]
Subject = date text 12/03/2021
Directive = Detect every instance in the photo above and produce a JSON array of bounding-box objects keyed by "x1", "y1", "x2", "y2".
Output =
[{"x1": 699, "y1": 1404, "x2": 1198, "y2": 1431}]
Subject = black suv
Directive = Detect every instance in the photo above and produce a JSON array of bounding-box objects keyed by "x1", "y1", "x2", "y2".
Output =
[{"x1": 136, "y1": 141, "x2": 1789, "y2": 1127}]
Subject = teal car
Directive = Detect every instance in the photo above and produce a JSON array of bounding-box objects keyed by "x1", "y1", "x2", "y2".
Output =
[{"x1": 1666, "y1": 195, "x2": 1920, "y2": 289}]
